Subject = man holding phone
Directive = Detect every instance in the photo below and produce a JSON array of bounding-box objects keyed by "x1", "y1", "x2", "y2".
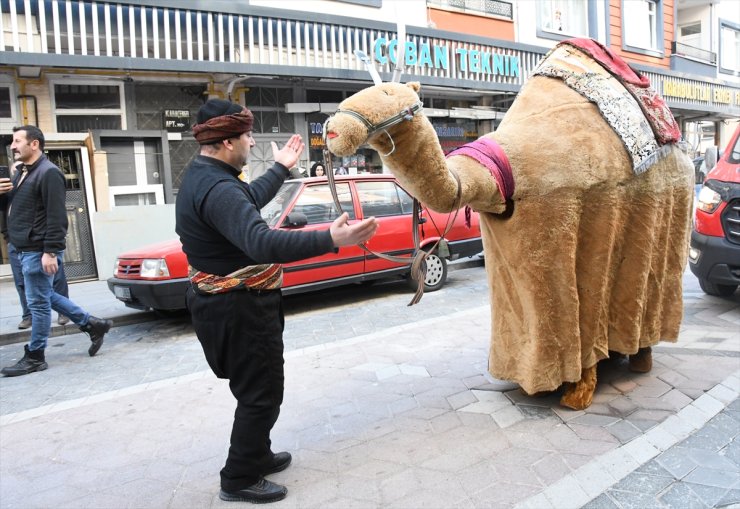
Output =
[
  {"x1": 0, "y1": 125, "x2": 113, "y2": 377},
  {"x1": 2, "y1": 162, "x2": 71, "y2": 330}
]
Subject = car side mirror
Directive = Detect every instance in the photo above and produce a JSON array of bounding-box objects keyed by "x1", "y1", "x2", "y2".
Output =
[{"x1": 282, "y1": 212, "x2": 308, "y2": 228}]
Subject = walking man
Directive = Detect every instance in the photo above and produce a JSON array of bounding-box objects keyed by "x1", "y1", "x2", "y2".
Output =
[
  {"x1": 0, "y1": 125, "x2": 112, "y2": 377},
  {"x1": 176, "y1": 99, "x2": 378, "y2": 503}
]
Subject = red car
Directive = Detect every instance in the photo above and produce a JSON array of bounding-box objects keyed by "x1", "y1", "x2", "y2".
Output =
[
  {"x1": 689, "y1": 124, "x2": 740, "y2": 297},
  {"x1": 107, "y1": 174, "x2": 483, "y2": 312}
]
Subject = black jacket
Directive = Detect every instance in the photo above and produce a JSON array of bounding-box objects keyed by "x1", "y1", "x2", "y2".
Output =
[
  {"x1": 175, "y1": 155, "x2": 334, "y2": 276},
  {"x1": 0, "y1": 155, "x2": 67, "y2": 253}
]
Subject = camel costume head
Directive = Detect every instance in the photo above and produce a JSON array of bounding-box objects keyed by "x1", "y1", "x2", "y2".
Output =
[{"x1": 325, "y1": 38, "x2": 694, "y2": 410}]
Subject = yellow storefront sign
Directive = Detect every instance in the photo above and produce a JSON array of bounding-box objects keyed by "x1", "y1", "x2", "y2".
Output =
[{"x1": 663, "y1": 80, "x2": 711, "y2": 102}]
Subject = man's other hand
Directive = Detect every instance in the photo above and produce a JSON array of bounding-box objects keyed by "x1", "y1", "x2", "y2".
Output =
[
  {"x1": 330, "y1": 212, "x2": 379, "y2": 247},
  {"x1": 272, "y1": 134, "x2": 305, "y2": 170},
  {"x1": 42, "y1": 253, "x2": 58, "y2": 275},
  {"x1": 0, "y1": 178, "x2": 13, "y2": 194}
]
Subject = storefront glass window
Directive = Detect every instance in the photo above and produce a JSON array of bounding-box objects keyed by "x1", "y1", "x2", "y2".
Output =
[
  {"x1": 305, "y1": 110, "x2": 383, "y2": 175},
  {"x1": 244, "y1": 86, "x2": 294, "y2": 134},
  {"x1": 433, "y1": 119, "x2": 479, "y2": 154}
]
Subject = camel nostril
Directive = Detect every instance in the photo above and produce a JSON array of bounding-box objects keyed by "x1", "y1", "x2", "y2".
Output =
[{"x1": 326, "y1": 131, "x2": 338, "y2": 139}]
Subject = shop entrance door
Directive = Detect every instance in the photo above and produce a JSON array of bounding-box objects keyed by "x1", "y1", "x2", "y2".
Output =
[{"x1": 46, "y1": 149, "x2": 97, "y2": 281}]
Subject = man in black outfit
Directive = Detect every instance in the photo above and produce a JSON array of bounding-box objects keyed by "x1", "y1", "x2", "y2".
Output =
[{"x1": 175, "y1": 99, "x2": 378, "y2": 504}]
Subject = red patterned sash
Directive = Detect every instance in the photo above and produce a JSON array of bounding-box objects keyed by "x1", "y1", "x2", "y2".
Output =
[{"x1": 189, "y1": 263, "x2": 283, "y2": 294}]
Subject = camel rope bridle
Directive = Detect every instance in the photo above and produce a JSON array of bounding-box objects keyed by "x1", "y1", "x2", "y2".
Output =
[{"x1": 322, "y1": 143, "x2": 462, "y2": 306}]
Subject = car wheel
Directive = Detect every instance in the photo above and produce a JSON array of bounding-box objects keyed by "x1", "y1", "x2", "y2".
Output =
[
  {"x1": 698, "y1": 278, "x2": 738, "y2": 297},
  {"x1": 407, "y1": 248, "x2": 448, "y2": 292}
]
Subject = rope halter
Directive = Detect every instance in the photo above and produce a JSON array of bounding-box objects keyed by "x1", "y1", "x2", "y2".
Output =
[{"x1": 323, "y1": 101, "x2": 424, "y2": 156}]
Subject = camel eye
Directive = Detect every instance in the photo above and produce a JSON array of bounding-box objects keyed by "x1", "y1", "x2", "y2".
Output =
[{"x1": 383, "y1": 90, "x2": 390, "y2": 96}]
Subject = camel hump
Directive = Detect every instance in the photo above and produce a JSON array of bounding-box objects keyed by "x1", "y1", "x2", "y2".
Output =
[{"x1": 532, "y1": 38, "x2": 681, "y2": 175}]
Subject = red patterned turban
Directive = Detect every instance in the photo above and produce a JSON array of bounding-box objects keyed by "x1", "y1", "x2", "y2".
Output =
[{"x1": 192, "y1": 99, "x2": 254, "y2": 145}]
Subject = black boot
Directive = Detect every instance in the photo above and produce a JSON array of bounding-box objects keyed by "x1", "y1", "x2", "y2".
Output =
[
  {"x1": 1, "y1": 345, "x2": 48, "y2": 377},
  {"x1": 80, "y1": 316, "x2": 112, "y2": 357}
]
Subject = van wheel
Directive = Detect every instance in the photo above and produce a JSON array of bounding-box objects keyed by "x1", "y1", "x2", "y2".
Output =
[
  {"x1": 698, "y1": 278, "x2": 738, "y2": 297},
  {"x1": 408, "y1": 248, "x2": 448, "y2": 293}
]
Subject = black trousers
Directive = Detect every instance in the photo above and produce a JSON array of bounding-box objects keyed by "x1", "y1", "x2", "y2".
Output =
[{"x1": 186, "y1": 287, "x2": 285, "y2": 491}]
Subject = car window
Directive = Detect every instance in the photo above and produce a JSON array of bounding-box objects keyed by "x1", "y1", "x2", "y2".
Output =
[
  {"x1": 261, "y1": 182, "x2": 301, "y2": 227},
  {"x1": 356, "y1": 181, "x2": 414, "y2": 217},
  {"x1": 292, "y1": 183, "x2": 355, "y2": 225}
]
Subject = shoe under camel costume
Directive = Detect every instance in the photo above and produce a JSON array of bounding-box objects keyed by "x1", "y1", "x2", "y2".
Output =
[{"x1": 324, "y1": 38, "x2": 694, "y2": 410}]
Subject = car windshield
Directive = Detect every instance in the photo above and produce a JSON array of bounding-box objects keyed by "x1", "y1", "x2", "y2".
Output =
[
  {"x1": 730, "y1": 134, "x2": 740, "y2": 164},
  {"x1": 261, "y1": 182, "x2": 301, "y2": 227}
]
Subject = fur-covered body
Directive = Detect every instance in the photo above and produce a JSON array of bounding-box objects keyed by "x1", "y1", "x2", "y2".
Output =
[{"x1": 325, "y1": 71, "x2": 693, "y2": 404}]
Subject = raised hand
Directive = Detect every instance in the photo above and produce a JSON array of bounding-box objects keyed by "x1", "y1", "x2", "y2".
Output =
[{"x1": 271, "y1": 134, "x2": 305, "y2": 170}]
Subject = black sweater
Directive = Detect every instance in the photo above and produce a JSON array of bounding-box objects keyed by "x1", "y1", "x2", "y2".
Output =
[
  {"x1": 0, "y1": 156, "x2": 67, "y2": 253},
  {"x1": 175, "y1": 155, "x2": 335, "y2": 276}
]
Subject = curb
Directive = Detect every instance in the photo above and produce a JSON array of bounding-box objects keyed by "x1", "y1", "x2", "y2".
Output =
[{"x1": 0, "y1": 311, "x2": 161, "y2": 347}]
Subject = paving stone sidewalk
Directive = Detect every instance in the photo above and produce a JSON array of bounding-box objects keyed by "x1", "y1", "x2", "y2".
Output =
[
  {"x1": 1, "y1": 263, "x2": 739, "y2": 508},
  {"x1": 1, "y1": 302, "x2": 738, "y2": 508},
  {"x1": 582, "y1": 399, "x2": 740, "y2": 509}
]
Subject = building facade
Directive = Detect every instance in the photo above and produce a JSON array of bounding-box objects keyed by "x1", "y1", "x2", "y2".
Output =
[{"x1": 0, "y1": 0, "x2": 737, "y2": 280}]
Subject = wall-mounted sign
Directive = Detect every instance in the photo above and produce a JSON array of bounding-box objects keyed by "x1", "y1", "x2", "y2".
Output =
[
  {"x1": 373, "y1": 37, "x2": 521, "y2": 78},
  {"x1": 163, "y1": 109, "x2": 190, "y2": 132},
  {"x1": 661, "y1": 80, "x2": 740, "y2": 107},
  {"x1": 309, "y1": 121, "x2": 326, "y2": 149}
]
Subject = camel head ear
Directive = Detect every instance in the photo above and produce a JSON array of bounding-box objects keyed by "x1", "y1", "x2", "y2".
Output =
[{"x1": 406, "y1": 82, "x2": 421, "y2": 93}]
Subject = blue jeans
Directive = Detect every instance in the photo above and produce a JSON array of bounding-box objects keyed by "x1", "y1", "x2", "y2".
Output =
[
  {"x1": 19, "y1": 251, "x2": 90, "y2": 352},
  {"x1": 9, "y1": 243, "x2": 69, "y2": 320}
]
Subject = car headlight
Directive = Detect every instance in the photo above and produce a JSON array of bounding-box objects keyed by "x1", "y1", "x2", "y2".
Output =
[
  {"x1": 139, "y1": 258, "x2": 171, "y2": 278},
  {"x1": 696, "y1": 186, "x2": 722, "y2": 213}
]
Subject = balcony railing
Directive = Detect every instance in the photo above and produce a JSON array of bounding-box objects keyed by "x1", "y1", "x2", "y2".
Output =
[
  {"x1": 671, "y1": 41, "x2": 717, "y2": 65},
  {"x1": 0, "y1": 0, "x2": 542, "y2": 86},
  {"x1": 427, "y1": 0, "x2": 513, "y2": 20}
]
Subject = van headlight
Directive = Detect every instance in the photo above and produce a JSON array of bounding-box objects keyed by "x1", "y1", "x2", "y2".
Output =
[
  {"x1": 696, "y1": 186, "x2": 722, "y2": 213},
  {"x1": 140, "y1": 259, "x2": 171, "y2": 278}
]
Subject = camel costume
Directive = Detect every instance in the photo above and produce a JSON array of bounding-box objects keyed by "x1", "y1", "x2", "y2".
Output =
[{"x1": 325, "y1": 39, "x2": 694, "y2": 409}]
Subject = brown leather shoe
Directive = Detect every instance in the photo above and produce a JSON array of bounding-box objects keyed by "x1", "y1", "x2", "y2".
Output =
[
  {"x1": 57, "y1": 314, "x2": 70, "y2": 326},
  {"x1": 629, "y1": 347, "x2": 653, "y2": 373},
  {"x1": 17, "y1": 317, "x2": 32, "y2": 330}
]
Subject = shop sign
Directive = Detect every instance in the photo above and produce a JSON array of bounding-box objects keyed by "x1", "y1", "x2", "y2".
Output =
[
  {"x1": 662, "y1": 79, "x2": 740, "y2": 107},
  {"x1": 433, "y1": 122, "x2": 478, "y2": 154},
  {"x1": 373, "y1": 38, "x2": 520, "y2": 78},
  {"x1": 309, "y1": 121, "x2": 326, "y2": 149},
  {"x1": 163, "y1": 109, "x2": 190, "y2": 132}
]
